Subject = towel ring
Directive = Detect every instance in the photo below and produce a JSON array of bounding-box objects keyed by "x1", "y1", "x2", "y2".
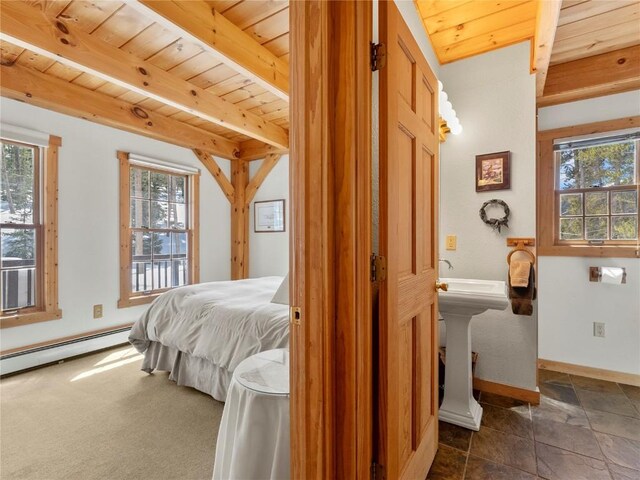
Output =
[{"x1": 507, "y1": 248, "x2": 535, "y2": 265}]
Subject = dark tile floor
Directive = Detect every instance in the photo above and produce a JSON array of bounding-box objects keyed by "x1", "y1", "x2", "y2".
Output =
[{"x1": 427, "y1": 370, "x2": 640, "y2": 480}]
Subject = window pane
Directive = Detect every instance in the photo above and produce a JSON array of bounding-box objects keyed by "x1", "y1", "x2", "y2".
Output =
[
  {"x1": 131, "y1": 231, "x2": 151, "y2": 262},
  {"x1": 559, "y1": 217, "x2": 583, "y2": 240},
  {"x1": 171, "y1": 176, "x2": 186, "y2": 203},
  {"x1": 560, "y1": 193, "x2": 582, "y2": 216},
  {"x1": 150, "y1": 172, "x2": 169, "y2": 201},
  {"x1": 130, "y1": 168, "x2": 149, "y2": 199},
  {"x1": 611, "y1": 216, "x2": 638, "y2": 240},
  {"x1": 1, "y1": 227, "x2": 37, "y2": 310},
  {"x1": 584, "y1": 191, "x2": 608, "y2": 216},
  {"x1": 130, "y1": 199, "x2": 149, "y2": 228},
  {"x1": 1, "y1": 142, "x2": 36, "y2": 224},
  {"x1": 2, "y1": 267, "x2": 36, "y2": 310},
  {"x1": 153, "y1": 260, "x2": 171, "y2": 290},
  {"x1": 131, "y1": 262, "x2": 152, "y2": 292},
  {"x1": 1, "y1": 228, "x2": 36, "y2": 267},
  {"x1": 171, "y1": 259, "x2": 188, "y2": 287},
  {"x1": 172, "y1": 232, "x2": 187, "y2": 258},
  {"x1": 152, "y1": 232, "x2": 171, "y2": 260},
  {"x1": 611, "y1": 190, "x2": 638, "y2": 215},
  {"x1": 150, "y1": 201, "x2": 169, "y2": 229},
  {"x1": 585, "y1": 216, "x2": 609, "y2": 240},
  {"x1": 168, "y1": 203, "x2": 186, "y2": 229},
  {"x1": 558, "y1": 141, "x2": 636, "y2": 189}
]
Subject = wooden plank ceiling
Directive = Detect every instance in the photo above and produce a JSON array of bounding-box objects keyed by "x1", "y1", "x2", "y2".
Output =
[
  {"x1": 414, "y1": 0, "x2": 640, "y2": 107},
  {"x1": 415, "y1": 0, "x2": 538, "y2": 64},
  {"x1": 0, "y1": 0, "x2": 290, "y2": 160},
  {"x1": 540, "y1": 0, "x2": 640, "y2": 106},
  {"x1": 551, "y1": 0, "x2": 640, "y2": 65}
]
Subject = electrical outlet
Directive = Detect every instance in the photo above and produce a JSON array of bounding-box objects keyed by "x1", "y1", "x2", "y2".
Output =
[
  {"x1": 446, "y1": 235, "x2": 457, "y2": 251},
  {"x1": 93, "y1": 304, "x2": 103, "y2": 319},
  {"x1": 593, "y1": 322, "x2": 605, "y2": 338}
]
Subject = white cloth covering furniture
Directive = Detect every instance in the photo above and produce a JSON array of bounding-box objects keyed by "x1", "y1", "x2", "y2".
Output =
[
  {"x1": 129, "y1": 276, "x2": 289, "y2": 401},
  {"x1": 213, "y1": 349, "x2": 290, "y2": 480}
]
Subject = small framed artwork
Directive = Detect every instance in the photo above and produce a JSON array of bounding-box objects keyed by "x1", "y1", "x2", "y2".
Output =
[
  {"x1": 476, "y1": 151, "x2": 511, "y2": 192},
  {"x1": 254, "y1": 199, "x2": 286, "y2": 233}
]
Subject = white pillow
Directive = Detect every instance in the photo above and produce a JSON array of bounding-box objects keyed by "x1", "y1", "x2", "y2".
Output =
[{"x1": 271, "y1": 274, "x2": 289, "y2": 305}]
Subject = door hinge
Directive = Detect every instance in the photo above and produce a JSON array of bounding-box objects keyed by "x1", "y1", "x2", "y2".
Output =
[
  {"x1": 370, "y1": 42, "x2": 386, "y2": 71},
  {"x1": 371, "y1": 254, "x2": 387, "y2": 282},
  {"x1": 371, "y1": 462, "x2": 385, "y2": 480}
]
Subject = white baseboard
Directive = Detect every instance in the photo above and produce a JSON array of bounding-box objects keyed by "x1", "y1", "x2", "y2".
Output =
[{"x1": 0, "y1": 329, "x2": 131, "y2": 376}]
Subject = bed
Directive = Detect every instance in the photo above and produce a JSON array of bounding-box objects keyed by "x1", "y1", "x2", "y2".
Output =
[{"x1": 128, "y1": 276, "x2": 290, "y2": 402}]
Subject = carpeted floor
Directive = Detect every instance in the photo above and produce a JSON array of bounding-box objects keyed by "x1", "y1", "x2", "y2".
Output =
[{"x1": 0, "y1": 345, "x2": 224, "y2": 480}]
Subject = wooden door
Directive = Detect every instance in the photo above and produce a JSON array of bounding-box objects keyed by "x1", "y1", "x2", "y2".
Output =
[{"x1": 378, "y1": 1, "x2": 440, "y2": 478}]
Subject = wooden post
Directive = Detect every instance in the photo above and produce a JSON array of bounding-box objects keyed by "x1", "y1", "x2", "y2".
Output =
[
  {"x1": 231, "y1": 160, "x2": 249, "y2": 279},
  {"x1": 290, "y1": 1, "x2": 372, "y2": 478}
]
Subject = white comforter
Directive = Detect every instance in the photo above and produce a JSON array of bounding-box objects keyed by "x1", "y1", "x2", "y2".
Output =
[{"x1": 129, "y1": 276, "x2": 290, "y2": 372}]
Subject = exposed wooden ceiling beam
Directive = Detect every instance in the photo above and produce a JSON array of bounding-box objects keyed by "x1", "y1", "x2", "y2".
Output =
[
  {"x1": 193, "y1": 149, "x2": 235, "y2": 203},
  {"x1": 533, "y1": 0, "x2": 562, "y2": 97},
  {"x1": 238, "y1": 139, "x2": 289, "y2": 161},
  {"x1": 1, "y1": 63, "x2": 240, "y2": 160},
  {"x1": 245, "y1": 154, "x2": 282, "y2": 204},
  {"x1": 0, "y1": 0, "x2": 288, "y2": 149},
  {"x1": 126, "y1": 0, "x2": 289, "y2": 101},
  {"x1": 538, "y1": 45, "x2": 640, "y2": 107}
]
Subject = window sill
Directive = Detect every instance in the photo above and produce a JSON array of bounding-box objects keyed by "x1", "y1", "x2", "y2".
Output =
[
  {"x1": 538, "y1": 244, "x2": 640, "y2": 258},
  {"x1": 118, "y1": 295, "x2": 161, "y2": 309},
  {"x1": 0, "y1": 309, "x2": 63, "y2": 329}
]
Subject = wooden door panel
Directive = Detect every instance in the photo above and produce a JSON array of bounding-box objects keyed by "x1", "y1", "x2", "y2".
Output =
[
  {"x1": 419, "y1": 76, "x2": 436, "y2": 134},
  {"x1": 379, "y1": 1, "x2": 439, "y2": 478},
  {"x1": 398, "y1": 129, "x2": 415, "y2": 277},
  {"x1": 416, "y1": 310, "x2": 434, "y2": 436},
  {"x1": 398, "y1": 317, "x2": 414, "y2": 466},
  {"x1": 419, "y1": 148, "x2": 435, "y2": 272},
  {"x1": 397, "y1": 41, "x2": 415, "y2": 108}
]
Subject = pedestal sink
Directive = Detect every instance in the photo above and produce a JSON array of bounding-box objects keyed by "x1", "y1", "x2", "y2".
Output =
[{"x1": 438, "y1": 278, "x2": 508, "y2": 430}]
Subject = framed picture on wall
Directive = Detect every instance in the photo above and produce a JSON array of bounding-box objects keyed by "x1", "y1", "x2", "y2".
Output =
[
  {"x1": 254, "y1": 199, "x2": 286, "y2": 233},
  {"x1": 476, "y1": 151, "x2": 511, "y2": 192}
]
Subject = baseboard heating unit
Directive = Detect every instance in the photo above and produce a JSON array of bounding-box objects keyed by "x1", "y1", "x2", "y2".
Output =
[{"x1": 1, "y1": 326, "x2": 132, "y2": 376}]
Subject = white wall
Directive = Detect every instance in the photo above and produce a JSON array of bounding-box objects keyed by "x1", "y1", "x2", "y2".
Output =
[
  {"x1": 538, "y1": 90, "x2": 640, "y2": 131},
  {"x1": 0, "y1": 98, "x2": 231, "y2": 351},
  {"x1": 537, "y1": 91, "x2": 640, "y2": 375},
  {"x1": 249, "y1": 155, "x2": 289, "y2": 278},
  {"x1": 439, "y1": 42, "x2": 538, "y2": 390}
]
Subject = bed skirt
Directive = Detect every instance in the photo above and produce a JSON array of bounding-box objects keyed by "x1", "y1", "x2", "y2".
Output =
[{"x1": 141, "y1": 341, "x2": 232, "y2": 402}]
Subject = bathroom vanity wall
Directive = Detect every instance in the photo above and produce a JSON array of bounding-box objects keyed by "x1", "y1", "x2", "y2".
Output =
[
  {"x1": 438, "y1": 43, "x2": 538, "y2": 391},
  {"x1": 537, "y1": 91, "x2": 640, "y2": 376}
]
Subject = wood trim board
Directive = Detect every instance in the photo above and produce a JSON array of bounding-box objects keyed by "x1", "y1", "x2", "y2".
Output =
[
  {"x1": 289, "y1": 1, "x2": 372, "y2": 477},
  {"x1": 538, "y1": 358, "x2": 640, "y2": 387},
  {"x1": 539, "y1": 45, "x2": 640, "y2": 107},
  {"x1": 473, "y1": 378, "x2": 541, "y2": 405}
]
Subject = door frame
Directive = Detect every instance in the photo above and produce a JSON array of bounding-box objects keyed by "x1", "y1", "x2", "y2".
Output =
[{"x1": 289, "y1": 1, "x2": 373, "y2": 478}]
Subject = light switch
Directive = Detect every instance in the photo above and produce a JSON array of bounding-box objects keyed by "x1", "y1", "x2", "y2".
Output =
[
  {"x1": 446, "y1": 235, "x2": 457, "y2": 250},
  {"x1": 93, "y1": 304, "x2": 103, "y2": 319}
]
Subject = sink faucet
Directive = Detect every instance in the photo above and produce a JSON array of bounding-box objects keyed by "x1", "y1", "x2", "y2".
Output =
[{"x1": 439, "y1": 258, "x2": 453, "y2": 270}]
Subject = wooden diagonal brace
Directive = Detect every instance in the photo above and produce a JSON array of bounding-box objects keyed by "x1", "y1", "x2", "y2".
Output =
[
  {"x1": 245, "y1": 154, "x2": 282, "y2": 204},
  {"x1": 193, "y1": 149, "x2": 235, "y2": 204}
]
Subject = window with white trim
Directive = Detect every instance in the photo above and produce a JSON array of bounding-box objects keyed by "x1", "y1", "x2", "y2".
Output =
[{"x1": 118, "y1": 152, "x2": 199, "y2": 308}]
